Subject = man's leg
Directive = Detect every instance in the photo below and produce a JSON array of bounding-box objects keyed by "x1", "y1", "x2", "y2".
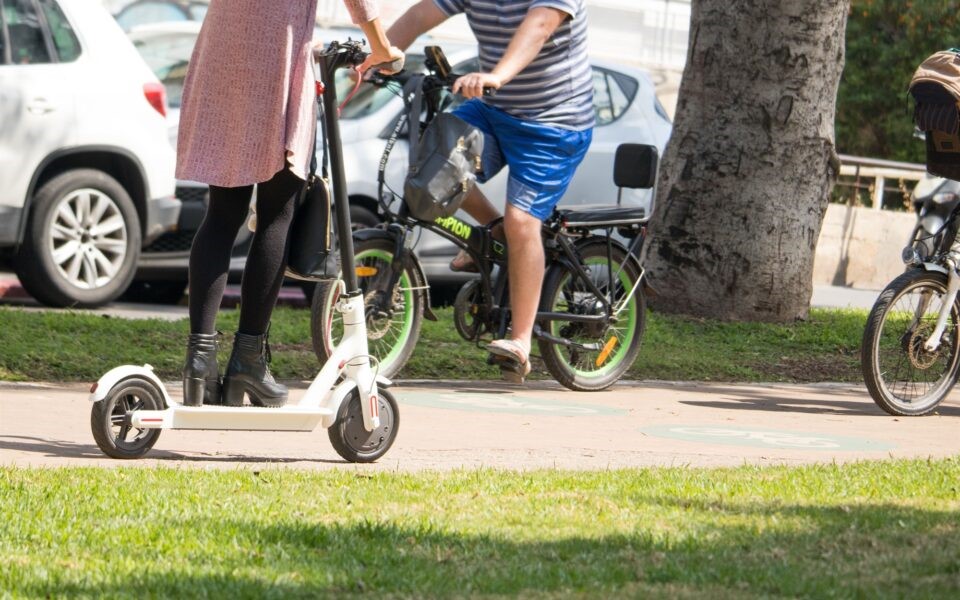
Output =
[
  {"x1": 503, "y1": 203, "x2": 544, "y2": 355},
  {"x1": 450, "y1": 185, "x2": 506, "y2": 271},
  {"x1": 459, "y1": 185, "x2": 500, "y2": 225}
]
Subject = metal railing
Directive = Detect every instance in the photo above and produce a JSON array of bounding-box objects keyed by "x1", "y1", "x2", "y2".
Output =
[{"x1": 837, "y1": 154, "x2": 927, "y2": 211}]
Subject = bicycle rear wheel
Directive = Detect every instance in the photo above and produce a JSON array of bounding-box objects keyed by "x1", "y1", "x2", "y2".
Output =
[
  {"x1": 538, "y1": 241, "x2": 645, "y2": 391},
  {"x1": 861, "y1": 269, "x2": 960, "y2": 415}
]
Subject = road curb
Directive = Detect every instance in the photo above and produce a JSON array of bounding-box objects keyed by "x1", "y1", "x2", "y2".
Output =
[{"x1": 0, "y1": 275, "x2": 308, "y2": 309}]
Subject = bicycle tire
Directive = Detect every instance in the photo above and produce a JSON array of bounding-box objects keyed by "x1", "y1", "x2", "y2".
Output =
[
  {"x1": 538, "y1": 241, "x2": 645, "y2": 391},
  {"x1": 861, "y1": 268, "x2": 960, "y2": 416}
]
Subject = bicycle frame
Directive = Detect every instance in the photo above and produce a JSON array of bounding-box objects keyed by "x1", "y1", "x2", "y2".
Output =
[
  {"x1": 366, "y1": 71, "x2": 648, "y2": 349},
  {"x1": 899, "y1": 200, "x2": 960, "y2": 353}
]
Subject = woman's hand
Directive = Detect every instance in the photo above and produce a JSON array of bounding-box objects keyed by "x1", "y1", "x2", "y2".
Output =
[
  {"x1": 359, "y1": 45, "x2": 405, "y2": 75},
  {"x1": 452, "y1": 72, "x2": 503, "y2": 99}
]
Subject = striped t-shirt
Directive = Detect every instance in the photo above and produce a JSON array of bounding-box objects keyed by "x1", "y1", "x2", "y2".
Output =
[{"x1": 434, "y1": 0, "x2": 595, "y2": 131}]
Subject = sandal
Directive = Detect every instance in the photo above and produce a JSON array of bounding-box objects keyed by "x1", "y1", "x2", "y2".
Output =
[
  {"x1": 486, "y1": 339, "x2": 532, "y2": 384},
  {"x1": 449, "y1": 249, "x2": 479, "y2": 273}
]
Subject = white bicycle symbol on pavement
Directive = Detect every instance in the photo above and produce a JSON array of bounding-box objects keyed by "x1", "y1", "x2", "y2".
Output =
[
  {"x1": 437, "y1": 394, "x2": 601, "y2": 415},
  {"x1": 403, "y1": 392, "x2": 626, "y2": 416},
  {"x1": 669, "y1": 427, "x2": 841, "y2": 449}
]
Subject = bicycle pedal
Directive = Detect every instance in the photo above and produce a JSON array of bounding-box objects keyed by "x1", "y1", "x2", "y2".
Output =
[
  {"x1": 488, "y1": 353, "x2": 517, "y2": 366},
  {"x1": 499, "y1": 364, "x2": 526, "y2": 384}
]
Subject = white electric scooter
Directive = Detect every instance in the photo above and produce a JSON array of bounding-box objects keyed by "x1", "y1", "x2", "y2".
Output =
[{"x1": 89, "y1": 41, "x2": 400, "y2": 463}]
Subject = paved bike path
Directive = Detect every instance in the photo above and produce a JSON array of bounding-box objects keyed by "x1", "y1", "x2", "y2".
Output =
[{"x1": 2, "y1": 380, "x2": 958, "y2": 470}]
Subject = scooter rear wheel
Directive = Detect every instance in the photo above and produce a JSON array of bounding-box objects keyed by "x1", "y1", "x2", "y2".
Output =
[
  {"x1": 328, "y1": 388, "x2": 399, "y2": 463},
  {"x1": 90, "y1": 376, "x2": 165, "y2": 459}
]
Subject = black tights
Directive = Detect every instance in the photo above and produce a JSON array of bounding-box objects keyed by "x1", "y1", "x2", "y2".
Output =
[{"x1": 188, "y1": 168, "x2": 302, "y2": 335}]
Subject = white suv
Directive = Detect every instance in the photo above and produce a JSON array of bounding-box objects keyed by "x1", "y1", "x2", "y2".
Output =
[{"x1": 0, "y1": 0, "x2": 177, "y2": 307}]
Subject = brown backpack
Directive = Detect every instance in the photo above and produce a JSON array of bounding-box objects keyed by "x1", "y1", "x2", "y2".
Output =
[{"x1": 910, "y1": 50, "x2": 960, "y2": 179}]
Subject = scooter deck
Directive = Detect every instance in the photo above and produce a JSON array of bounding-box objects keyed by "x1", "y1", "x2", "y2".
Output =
[{"x1": 129, "y1": 404, "x2": 335, "y2": 432}]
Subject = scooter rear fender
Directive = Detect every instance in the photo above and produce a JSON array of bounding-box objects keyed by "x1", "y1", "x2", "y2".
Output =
[{"x1": 89, "y1": 365, "x2": 172, "y2": 406}]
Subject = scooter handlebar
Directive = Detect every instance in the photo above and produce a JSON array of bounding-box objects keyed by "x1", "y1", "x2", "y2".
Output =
[{"x1": 313, "y1": 39, "x2": 369, "y2": 71}]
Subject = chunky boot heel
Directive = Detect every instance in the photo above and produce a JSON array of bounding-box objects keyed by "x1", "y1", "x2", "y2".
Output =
[
  {"x1": 205, "y1": 379, "x2": 222, "y2": 405},
  {"x1": 182, "y1": 333, "x2": 222, "y2": 406},
  {"x1": 183, "y1": 377, "x2": 207, "y2": 407},
  {"x1": 223, "y1": 330, "x2": 288, "y2": 408},
  {"x1": 221, "y1": 378, "x2": 246, "y2": 407}
]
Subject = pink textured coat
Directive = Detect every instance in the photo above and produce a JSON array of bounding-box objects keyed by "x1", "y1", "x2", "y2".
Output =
[{"x1": 176, "y1": 0, "x2": 378, "y2": 187}]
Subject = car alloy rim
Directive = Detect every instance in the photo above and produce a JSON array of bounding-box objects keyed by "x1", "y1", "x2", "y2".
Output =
[{"x1": 47, "y1": 188, "x2": 128, "y2": 290}]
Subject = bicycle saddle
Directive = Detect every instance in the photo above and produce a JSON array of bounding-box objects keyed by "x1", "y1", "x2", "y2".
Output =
[{"x1": 555, "y1": 206, "x2": 648, "y2": 227}]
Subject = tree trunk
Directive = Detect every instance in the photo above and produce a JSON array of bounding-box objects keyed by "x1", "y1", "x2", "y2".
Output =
[{"x1": 643, "y1": 0, "x2": 849, "y2": 322}]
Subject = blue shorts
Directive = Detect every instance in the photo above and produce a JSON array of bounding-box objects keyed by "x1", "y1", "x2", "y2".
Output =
[{"x1": 452, "y1": 99, "x2": 593, "y2": 221}]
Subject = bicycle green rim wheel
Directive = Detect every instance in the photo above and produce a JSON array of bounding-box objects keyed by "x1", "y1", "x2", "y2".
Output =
[{"x1": 549, "y1": 255, "x2": 639, "y2": 378}]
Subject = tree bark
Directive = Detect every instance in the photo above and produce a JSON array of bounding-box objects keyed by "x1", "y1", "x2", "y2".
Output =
[{"x1": 643, "y1": 0, "x2": 849, "y2": 322}]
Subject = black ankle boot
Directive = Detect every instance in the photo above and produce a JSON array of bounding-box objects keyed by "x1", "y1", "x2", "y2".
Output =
[
  {"x1": 182, "y1": 333, "x2": 221, "y2": 407},
  {"x1": 222, "y1": 331, "x2": 288, "y2": 407}
]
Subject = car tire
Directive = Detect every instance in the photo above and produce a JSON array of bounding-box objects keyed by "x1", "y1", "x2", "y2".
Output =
[
  {"x1": 350, "y1": 204, "x2": 380, "y2": 230},
  {"x1": 14, "y1": 169, "x2": 141, "y2": 308}
]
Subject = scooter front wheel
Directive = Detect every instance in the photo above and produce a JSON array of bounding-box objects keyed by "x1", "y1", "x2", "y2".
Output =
[
  {"x1": 90, "y1": 376, "x2": 165, "y2": 459},
  {"x1": 328, "y1": 388, "x2": 399, "y2": 463}
]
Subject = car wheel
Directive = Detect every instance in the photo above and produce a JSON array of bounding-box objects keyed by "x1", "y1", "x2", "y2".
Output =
[
  {"x1": 14, "y1": 169, "x2": 141, "y2": 308},
  {"x1": 350, "y1": 204, "x2": 380, "y2": 231}
]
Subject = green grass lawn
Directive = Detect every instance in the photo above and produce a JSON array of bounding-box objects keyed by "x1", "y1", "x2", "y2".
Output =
[
  {"x1": 0, "y1": 306, "x2": 865, "y2": 384},
  {"x1": 2, "y1": 460, "x2": 959, "y2": 598}
]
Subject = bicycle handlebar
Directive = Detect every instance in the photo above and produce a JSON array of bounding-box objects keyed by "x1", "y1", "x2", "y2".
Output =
[
  {"x1": 367, "y1": 45, "x2": 495, "y2": 96},
  {"x1": 368, "y1": 69, "x2": 497, "y2": 97},
  {"x1": 315, "y1": 41, "x2": 494, "y2": 97}
]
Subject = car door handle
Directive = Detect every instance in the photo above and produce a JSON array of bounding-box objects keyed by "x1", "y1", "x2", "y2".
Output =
[{"x1": 26, "y1": 98, "x2": 56, "y2": 115}]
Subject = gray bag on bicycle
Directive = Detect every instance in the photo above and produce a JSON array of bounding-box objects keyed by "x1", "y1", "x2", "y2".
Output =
[{"x1": 404, "y1": 78, "x2": 484, "y2": 222}]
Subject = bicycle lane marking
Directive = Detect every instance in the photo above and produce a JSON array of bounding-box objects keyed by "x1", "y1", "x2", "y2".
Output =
[
  {"x1": 639, "y1": 425, "x2": 895, "y2": 452},
  {"x1": 401, "y1": 391, "x2": 626, "y2": 416}
]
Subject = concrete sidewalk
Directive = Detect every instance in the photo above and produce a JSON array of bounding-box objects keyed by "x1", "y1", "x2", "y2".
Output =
[{"x1": 2, "y1": 380, "x2": 957, "y2": 471}]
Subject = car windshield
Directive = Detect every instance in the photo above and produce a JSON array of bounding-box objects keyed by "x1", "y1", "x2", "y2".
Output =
[
  {"x1": 132, "y1": 32, "x2": 195, "y2": 108},
  {"x1": 335, "y1": 54, "x2": 426, "y2": 120},
  {"x1": 114, "y1": 0, "x2": 207, "y2": 31},
  {"x1": 132, "y1": 28, "x2": 427, "y2": 118}
]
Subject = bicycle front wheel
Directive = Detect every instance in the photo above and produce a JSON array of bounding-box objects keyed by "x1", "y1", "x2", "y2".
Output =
[
  {"x1": 861, "y1": 269, "x2": 960, "y2": 416},
  {"x1": 310, "y1": 238, "x2": 425, "y2": 379},
  {"x1": 538, "y1": 241, "x2": 645, "y2": 391}
]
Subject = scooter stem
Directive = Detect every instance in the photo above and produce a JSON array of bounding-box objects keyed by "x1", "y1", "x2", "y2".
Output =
[
  {"x1": 339, "y1": 291, "x2": 379, "y2": 430},
  {"x1": 317, "y1": 47, "x2": 360, "y2": 293}
]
